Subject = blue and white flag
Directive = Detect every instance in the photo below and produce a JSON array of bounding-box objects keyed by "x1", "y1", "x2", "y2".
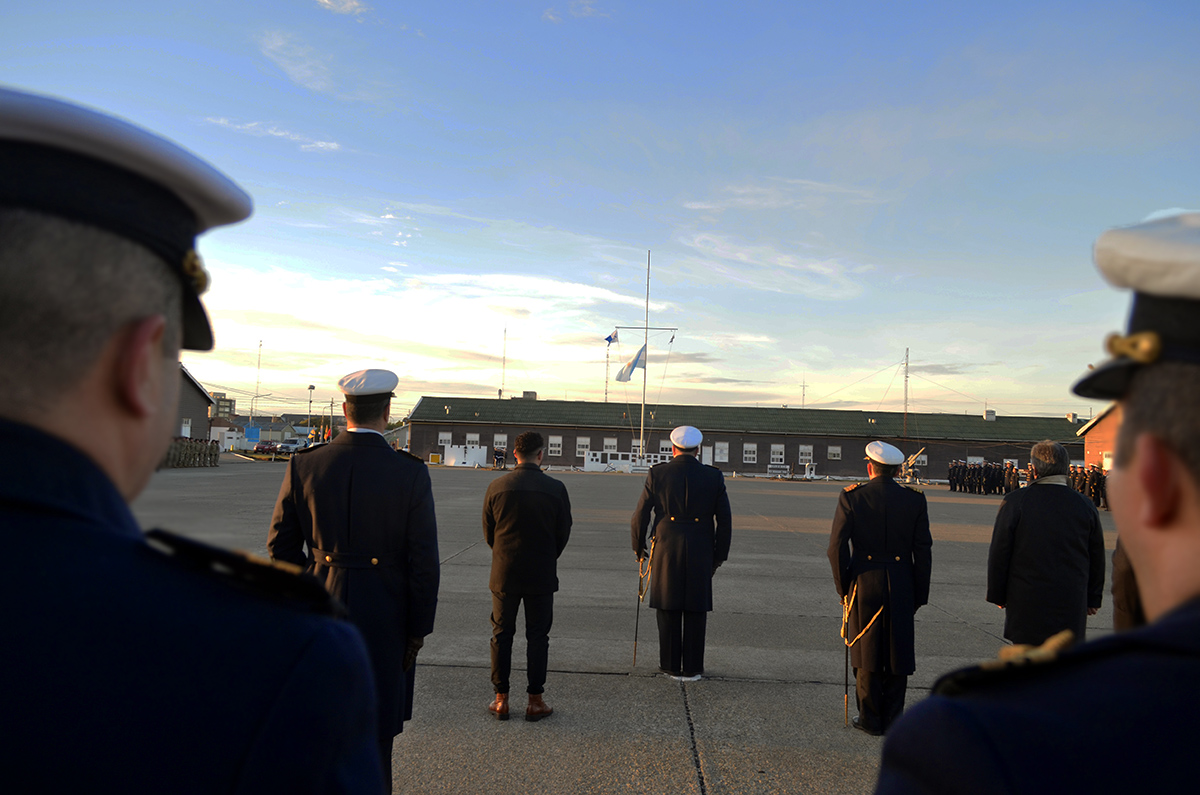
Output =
[
  {"x1": 615, "y1": 343, "x2": 646, "y2": 382},
  {"x1": 605, "y1": 329, "x2": 618, "y2": 345}
]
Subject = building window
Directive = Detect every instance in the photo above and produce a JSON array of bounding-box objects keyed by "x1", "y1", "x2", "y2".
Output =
[
  {"x1": 603, "y1": 437, "x2": 618, "y2": 452},
  {"x1": 914, "y1": 454, "x2": 928, "y2": 467},
  {"x1": 465, "y1": 432, "x2": 480, "y2": 446},
  {"x1": 827, "y1": 445, "x2": 842, "y2": 461},
  {"x1": 714, "y1": 441, "x2": 729, "y2": 463},
  {"x1": 548, "y1": 435, "x2": 563, "y2": 457},
  {"x1": 770, "y1": 444, "x2": 785, "y2": 464},
  {"x1": 493, "y1": 433, "x2": 507, "y2": 449},
  {"x1": 743, "y1": 443, "x2": 757, "y2": 464},
  {"x1": 797, "y1": 444, "x2": 814, "y2": 464},
  {"x1": 438, "y1": 431, "x2": 452, "y2": 446},
  {"x1": 576, "y1": 437, "x2": 590, "y2": 457},
  {"x1": 631, "y1": 440, "x2": 643, "y2": 455},
  {"x1": 659, "y1": 439, "x2": 673, "y2": 454}
]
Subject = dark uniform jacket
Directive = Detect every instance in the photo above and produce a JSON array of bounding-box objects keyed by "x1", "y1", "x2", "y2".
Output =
[
  {"x1": 0, "y1": 419, "x2": 383, "y2": 794},
  {"x1": 986, "y1": 476, "x2": 1105, "y2": 645},
  {"x1": 876, "y1": 597, "x2": 1200, "y2": 794},
  {"x1": 483, "y1": 462, "x2": 572, "y2": 593},
  {"x1": 268, "y1": 430, "x2": 441, "y2": 737},
  {"x1": 631, "y1": 454, "x2": 733, "y2": 612},
  {"x1": 828, "y1": 476, "x2": 932, "y2": 674}
]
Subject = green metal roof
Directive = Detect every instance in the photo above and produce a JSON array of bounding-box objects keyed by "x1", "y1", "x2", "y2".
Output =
[{"x1": 406, "y1": 396, "x2": 1084, "y2": 444}]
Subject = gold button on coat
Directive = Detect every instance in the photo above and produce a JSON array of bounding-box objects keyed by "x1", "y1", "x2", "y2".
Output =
[
  {"x1": 371, "y1": 558, "x2": 379, "y2": 566},
  {"x1": 867, "y1": 555, "x2": 873, "y2": 561},
  {"x1": 895, "y1": 556, "x2": 901, "y2": 561},
  {"x1": 324, "y1": 555, "x2": 332, "y2": 563}
]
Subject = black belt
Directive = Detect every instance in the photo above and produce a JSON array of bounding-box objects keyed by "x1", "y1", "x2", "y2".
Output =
[{"x1": 311, "y1": 548, "x2": 399, "y2": 569}]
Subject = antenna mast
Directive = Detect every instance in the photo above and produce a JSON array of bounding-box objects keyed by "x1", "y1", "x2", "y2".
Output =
[
  {"x1": 501, "y1": 326, "x2": 507, "y2": 399},
  {"x1": 639, "y1": 251, "x2": 649, "y2": 464},
  {"x1": 903, "y1": 347, "x2": 909, "y2": 438}
]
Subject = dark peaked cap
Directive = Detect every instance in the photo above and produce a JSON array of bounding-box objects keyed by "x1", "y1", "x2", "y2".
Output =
[{"x1": 0, "y1": 86, "x2": 252, "y2": 350}]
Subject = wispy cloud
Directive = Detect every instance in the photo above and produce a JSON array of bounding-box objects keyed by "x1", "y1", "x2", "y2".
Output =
[
  {"x1": 570, "y1": 0, "x2": 607, "y2": 17},
  {"x1": 260, "y1": 31, "x2": 336, "y2": 93},
  {"x1": 316, "y1": 0, "x2": 368, "y2": 14},
  {"x1": 542, "y1": 8, "x2": 562, "y2": 23},
  {"x1": 204, "y1": 117, "x2": 340, "y2": 152},
  {"x1": 674, "y1": 232, "x2": 869, "y2": 299},
  {"x1": 684, "y1": 178, "x2": 887, "y2": 213}
]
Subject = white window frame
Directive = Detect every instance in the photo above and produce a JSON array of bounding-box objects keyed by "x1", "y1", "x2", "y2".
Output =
[
  {"x1": 576, "y1": 437, "x2": 590, "y2": 458},
  {"x1": 659, "y1": 439, "x2": 674, "y2": 455},
  {"x1": 465, "y1": 432, "x2": 480, "y2": 446},
  {"x1": 548, "y1": 435, "x2": 563, "y2": 457},
  {"x1": 603, "y1": 437, "x2": 618, "y2": 452},
  {"x1": 714, "y1": 441, "x2": 729, "y2": 463},
  {"x1": 631, "y1": 440, "x2": 643, "y2": 455},
  {"x1": 827, "y1": 445, "x2": 842, "y2": 461},
  {"x1": 797, "y1": 444, "x2": 814, "y2": 464},
  {"x1": 493, "y1": 433, "x2": 507, "y2": 450},
  {"x1": 742, "y1": 443, "x2": 757, "y2": 464},
  {"x1": 437, "y1": 431, "x2": 452, "y2": 446},
  {"x1": 915, "y1": 454, "x2": 928, "y2": 467},
  {"x1": 770, "y1": 444, "x2": 785, "y2": 464}
]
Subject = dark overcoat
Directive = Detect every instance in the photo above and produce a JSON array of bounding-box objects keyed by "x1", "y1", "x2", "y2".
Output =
[
  {"x1": 876, "y1": 597, "x2": 1200, "y2": 794},
  {"x1": 827, "y1": 476, "x2": 932, "y2": 674},
  {"x1": 0, "y1": 419, "x2": 383, "y2": 794},
  {"x1": 986, "y1": 477, "x2": 1105, "y2": 645},
  {"x1": 268, "y1": 430, "x2": 441, "y2": 737},
  {"x1": 631, "y1": 454, "x2": 733, "y2": 612},
  {"x1": 482, "y1": 462, "x2": 572, "y2": 594}
]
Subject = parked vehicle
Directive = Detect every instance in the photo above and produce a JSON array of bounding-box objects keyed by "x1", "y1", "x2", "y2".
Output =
[
  {"x1": 277, "y1": 438, "x2": 308, "y2": 454},
  {"x1": 253, "y1": 440, "x2": 279, "y2": 454}
]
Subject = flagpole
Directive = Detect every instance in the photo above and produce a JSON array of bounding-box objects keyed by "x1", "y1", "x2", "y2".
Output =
[
  {"x1": 605, "y1": 344, "x2": 609, "y2": 403},
  {"x1": 640, "y1": 251, "x2": 649, "y2": 465}
]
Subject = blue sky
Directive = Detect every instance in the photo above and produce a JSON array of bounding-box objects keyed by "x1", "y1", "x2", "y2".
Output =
[{"x1": 5, "y1": 1, "x2": 1198, "y2": 420}]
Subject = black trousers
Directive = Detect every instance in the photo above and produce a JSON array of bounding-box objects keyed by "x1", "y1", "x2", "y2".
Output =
[
  {"x1": 855, "y1": 668, "x2": 908, "y2": 733},
  {"x1": 656, "y1": 609, "x2": 707, "y2": 676},
  {"x1": 490, "y1": 591, "x2": 553, "y2": 695}
]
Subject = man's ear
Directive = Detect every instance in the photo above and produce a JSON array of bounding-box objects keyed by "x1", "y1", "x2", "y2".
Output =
[
  {"x1": 114, "y1": 315, "x2": 167, "y2": 418},
  {"x1": 1136, "y1": 433, "x2": 1182, "y2": 528}
]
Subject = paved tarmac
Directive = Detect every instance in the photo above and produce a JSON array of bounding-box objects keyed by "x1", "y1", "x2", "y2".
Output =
[{"x1": 134, "y1": 457, "x2": 1117, "y2": 794}]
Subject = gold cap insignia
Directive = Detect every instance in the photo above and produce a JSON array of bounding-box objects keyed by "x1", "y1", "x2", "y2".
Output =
[
  {"x1": 1105, "y1": 330, "x2": 1161, "y2": 364},
  {"x1": 182, "y1": 250, "x2": 209, "y2": 295}
]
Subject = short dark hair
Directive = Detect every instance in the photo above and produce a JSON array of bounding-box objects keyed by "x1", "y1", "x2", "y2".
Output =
[
  {"x1": 1116, "y1": 363, "x2": 1200, "y2": 485},
  {"x1": 345, "y1": 397, "x2": 389, "y2": 426},
  {"x1": 1030, "y1": 441, "x2": 1070, "y2": 477},
  {"x1": 514, "y1": 431, "x2": 544, "y2": 456}
]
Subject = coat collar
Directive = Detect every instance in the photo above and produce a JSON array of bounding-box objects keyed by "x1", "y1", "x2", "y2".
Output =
[{"x1": 0, "y1": 417, "x2": 142, "y2": 540}]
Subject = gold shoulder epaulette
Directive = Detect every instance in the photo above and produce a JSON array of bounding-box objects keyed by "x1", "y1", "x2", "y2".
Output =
[
  {"x1": 144, "y1": 529, "x2": 346, "y2": 618},
  {"x1": 933, "y1": 630, "x2": 1074, "y2": 696},
  {"x1": 903, "y1": 484, "x2": 924, "y2": 494},
  {"x1": 843, "y1": 482, "x2": 864, "y2": 492}
]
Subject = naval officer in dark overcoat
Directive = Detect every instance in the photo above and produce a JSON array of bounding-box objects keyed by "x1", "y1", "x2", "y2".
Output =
[
  {"x1": 828, "y1": 441, "x2": 933, "y2": 736},
  {"x1": 632, "y1": 425, "x2": 733, "y2": 679},
  {"x1": 269, "y1": 369, "x2": 441, "y2": 778},
  {"x1": 875, "y1": 213, "x2": 1200, "y2": 794},
  {"x1": 0, "y1": 87, "x2": 383, "y2": 793}
]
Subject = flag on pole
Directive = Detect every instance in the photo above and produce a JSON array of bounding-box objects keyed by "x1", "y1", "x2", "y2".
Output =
[
  {"x1": 605, "y1": 329, "x2": 619, "y2": 345},
  {"x1": 615, "y1": 344, "x2": 646, "y2": 382}
]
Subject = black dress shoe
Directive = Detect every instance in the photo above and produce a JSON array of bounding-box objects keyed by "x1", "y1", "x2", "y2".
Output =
[{"x1": 852, "y1": 715, "x2": 883, "y2": 736}]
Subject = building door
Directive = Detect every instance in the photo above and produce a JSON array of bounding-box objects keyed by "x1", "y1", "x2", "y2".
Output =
[{"x1": 702, "y1": 445, "x2": 713, "y2": 466}]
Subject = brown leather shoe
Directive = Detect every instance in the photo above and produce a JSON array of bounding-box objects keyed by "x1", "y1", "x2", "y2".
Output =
[
  {"x1": 525, "y1": 694, "x2": 553, "y2": 722},
  {"x1": 487, "y1": 693, "x2": 509, "y2": 721}
]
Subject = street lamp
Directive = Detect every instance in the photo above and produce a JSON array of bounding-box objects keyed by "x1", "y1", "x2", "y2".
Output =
[{"x1": 307, "y1": 385, "x2": 315, "y2": 442}]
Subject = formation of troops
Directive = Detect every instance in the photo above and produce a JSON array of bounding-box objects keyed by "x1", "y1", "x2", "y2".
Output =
[
  {"x1": 160, "y1": 436, "x2": 220, "y2": 468},
  {"x1": 6, "y1": 85, "x2": 1200, "y2": 794},
  {"x1": 949, "y1": 459, "x2": 1108, "y2": 510}
]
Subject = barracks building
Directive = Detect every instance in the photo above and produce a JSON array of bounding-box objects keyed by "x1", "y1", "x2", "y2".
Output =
[{"x1": 403, "y1": 394, "x2": 1086, "y2": 478}]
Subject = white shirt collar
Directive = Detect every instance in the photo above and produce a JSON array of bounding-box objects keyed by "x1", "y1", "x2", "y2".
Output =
[{"x1": 345, "y1": 427, "x2": 385, "y2": 438}]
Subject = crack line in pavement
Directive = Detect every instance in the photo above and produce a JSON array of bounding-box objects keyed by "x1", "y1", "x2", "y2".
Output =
[
  {"x1": 926, "y1": 601, "x2": 1007, "y2": 644},
  {"x1": 440, "y1": 541, "x2": 481, "y2": 565},
  {"x1": 680, "y1": 682, "x2": 708, "y2": 795}
]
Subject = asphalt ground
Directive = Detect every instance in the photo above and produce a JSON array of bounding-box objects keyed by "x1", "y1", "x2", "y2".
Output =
[{"x1": 133, "y1": 457, "x2": 1118, "y2": 794}]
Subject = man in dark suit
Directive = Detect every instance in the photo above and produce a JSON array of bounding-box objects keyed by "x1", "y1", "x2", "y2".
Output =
[
  {"x1": 632, "y1": 425, "x2": 733, "y2": 680},
  {"x1": 0, "y1": 87, "x2": 383, "y2": 793},
  {"x1": 269, "y1": 369, "x2": 441, "y2": 779},
  {"x1": 876, "y1": 213, "x2": 1200, "y2": 793},
  {"x1": 482, "y1": 431, "x2": 572, "y2": 721},
  {"x1": 828, "y1": 441, "x2": 933, "y2": 736},
  {"x1": 987, "y1": 440, "x2": 1105, "y2": 646}
]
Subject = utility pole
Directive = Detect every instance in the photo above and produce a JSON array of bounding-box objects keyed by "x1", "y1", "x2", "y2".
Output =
[
  {"x1": 903, "y1": 348, "x2": 910, "y2": 438},
  {"x1": 639, "y1": 251, "x2": 649, "y2": 464},
  {"x1": 501, "y1": 326, "x2": 507, "y2": 400}
]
